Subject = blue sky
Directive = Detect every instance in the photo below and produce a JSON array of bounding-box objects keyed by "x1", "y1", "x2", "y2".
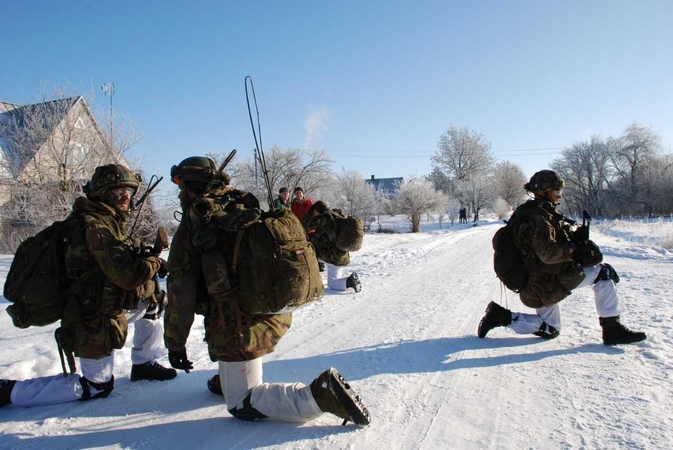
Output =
[{"x1": 3, "y1": 0, "x2": 672, "y2": 189}]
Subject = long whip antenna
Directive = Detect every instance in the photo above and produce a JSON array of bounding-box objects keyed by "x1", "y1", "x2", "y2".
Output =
[{"x1": 245, "y1": 76, "x2": 274, "y2": 209}]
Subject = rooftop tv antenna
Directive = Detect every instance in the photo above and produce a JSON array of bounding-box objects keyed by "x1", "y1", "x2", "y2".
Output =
[{"x1": 101, "y1": 82, "x2": 115, "y2": 142}]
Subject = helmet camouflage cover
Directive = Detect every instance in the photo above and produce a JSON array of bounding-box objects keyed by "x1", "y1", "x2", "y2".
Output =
[
  {"x1": 170, "y1": 156, "x2": 230, "y2": 187},
  {"x1": 83, "y1": 164, "x2": 141, "y2": 198},
  {"x1": 524, "y1": 170, "x2": 565, "y2": 193}
]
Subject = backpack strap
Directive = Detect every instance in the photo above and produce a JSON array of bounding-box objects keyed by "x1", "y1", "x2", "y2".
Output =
[{"x1": 231, "y1": 230, "x2": 244, "y2": 273}]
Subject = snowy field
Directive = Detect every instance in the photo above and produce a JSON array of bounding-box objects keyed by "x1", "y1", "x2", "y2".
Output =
[{"x1": 1, "y1": 216, "x2": 672, "y2": 449}]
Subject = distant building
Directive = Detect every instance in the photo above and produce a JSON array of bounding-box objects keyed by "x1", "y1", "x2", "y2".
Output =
[{"x1": 365, "y1": 175, "x2": 403, "y2": 194}]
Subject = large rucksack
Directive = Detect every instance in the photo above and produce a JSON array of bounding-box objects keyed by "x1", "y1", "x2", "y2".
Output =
[
  {"x1": 492, "y1": 219, "x2": 529, "y2": 293},
  {"x1": 234, "y1": 208, "x2": 325, "y2": 315},
  {"x1": 4, "y1": 218, "x2": 71, "y2": 328},
  {"x1": 335, "y1": 216, "x2": 364, "y2": 252}
]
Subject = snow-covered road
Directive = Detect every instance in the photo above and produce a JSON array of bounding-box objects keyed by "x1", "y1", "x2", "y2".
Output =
[{"x1": 1, "y1": 222, "x2": 671, "y2": 449}]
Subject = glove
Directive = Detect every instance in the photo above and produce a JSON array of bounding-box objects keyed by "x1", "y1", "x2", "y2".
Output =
[
  {"x1": 168, "y1": 349, "x2": 193, "y2": 373},
  {"x1": 157, "y1": 258, "x2": 168, "y2": 278}
]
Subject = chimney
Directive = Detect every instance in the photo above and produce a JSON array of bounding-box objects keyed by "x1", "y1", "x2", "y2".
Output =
[{"x1": 371, "y1": 175, "x2": 375, "y2": 180}]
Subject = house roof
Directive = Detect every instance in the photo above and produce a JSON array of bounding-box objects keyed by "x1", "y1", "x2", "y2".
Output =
[
  {"x1": 0, "y1": 97, "x2": 81, "y2": 175},
  {"x1": 365, "y1": 176, "x2": 403, "y2": 192}
]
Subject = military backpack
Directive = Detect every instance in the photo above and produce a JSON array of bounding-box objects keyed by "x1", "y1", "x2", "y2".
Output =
[
  {"x1": 335, "y1": 215, "x2": 364, "y2": 252},
  {"x1": 4, "y1": 218, "x2": 72, "y2": 328},
  {"x1": 492, "y1": 210, "x2": 535, "y2": 293},
  {"x1": 235, "y1": 208, "x2": 325, "y2": 315},
  {"x1": 193, "y1": 194, "x2": 325, "y2": 316}
]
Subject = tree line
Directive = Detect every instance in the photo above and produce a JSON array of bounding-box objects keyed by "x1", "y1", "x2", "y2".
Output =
[{"x1": 3, "y1": 85, "x2": 671, "y2": 252}]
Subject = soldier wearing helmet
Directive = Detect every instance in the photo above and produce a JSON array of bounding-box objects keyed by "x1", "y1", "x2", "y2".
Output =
[
  {"x1": 164, "y1": 156, "x2": 371, "y2": 426},
  {"x1": 1, "y1": 164, "x2": 177, "y2": 410},
  {"x1": 478, "y1": 169, "x2": 646, "y2": 346}
]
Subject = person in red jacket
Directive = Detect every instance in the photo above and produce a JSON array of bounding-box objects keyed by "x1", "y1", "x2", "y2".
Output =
[{"x1": 290, "y1": 187, "x2": 313, "y2": 222}]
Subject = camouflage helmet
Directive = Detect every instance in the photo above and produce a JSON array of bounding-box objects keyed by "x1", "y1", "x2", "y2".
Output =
[
  {"x1": 83, "y1": 164, "x2": 141, "y2": 199},
  {"x1": 170, "y1": 156, "x2": 230, "y2": 187},
  {"x1": 524, "y1": 170, "x2": 565, "y2": 193}
]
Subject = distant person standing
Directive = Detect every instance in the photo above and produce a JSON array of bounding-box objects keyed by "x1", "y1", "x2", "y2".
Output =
[
  {"x1": 273, "y1": 187, "x2": 290, "y2": 210},
  {"x1": 459, "y1": 208, "x2": 467, "y2": 224},
  {"x1": 291, "y1": 187, "x2": 313, "y2": 222}
]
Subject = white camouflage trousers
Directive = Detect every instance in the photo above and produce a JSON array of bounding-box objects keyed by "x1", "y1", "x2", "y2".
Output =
[
  {"x1": 509, "y1": 264, "x2": 625, "y2": 335},
  {"x1": 327, "y1": 263, "x2": 351, "y2": 291},
  {"x1": 10, "y1": 300, "x2": 165, "y2": 407},
  {"x1": 218, "y1": 357, "x2": 323, "y2": 422}
]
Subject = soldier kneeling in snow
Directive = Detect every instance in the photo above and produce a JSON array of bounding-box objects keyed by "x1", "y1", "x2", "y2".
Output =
[
  {"x1": 302, "y1": 201, "x2": 362, "y2": 293},
  {"x1": 478, "y1": 170, "x2": 646, "y2": 346}
]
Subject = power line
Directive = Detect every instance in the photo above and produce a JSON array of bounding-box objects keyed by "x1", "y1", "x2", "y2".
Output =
[{"x1": 326, "y1": 147, "x2": 565, "y2": 158}]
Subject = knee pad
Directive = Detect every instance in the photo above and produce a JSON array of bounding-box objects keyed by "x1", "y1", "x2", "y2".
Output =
[
  {"x1": 228, "y1": 393, "x2": 268, "y2": 421},
  {"x1": 80, "y1": 375, "x2": 115, "y2": 400},
  {"x1": 594, "y1": 263, "x2": 620, "y2": 284}
]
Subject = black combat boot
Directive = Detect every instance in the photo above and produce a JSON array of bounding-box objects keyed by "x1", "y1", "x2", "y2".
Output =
[
  {"x1": 207, "y1": 373, "x2": 223, "y2": 396},
  {"x1": 80, "y1": 376, "x2": 115, "y2": 400},
  {"x1": 477, "y1": 301, "x2": 512, "y2": 338},
  {"x1": 600, "y1": 317, "x2": 647, "y2": 345},
  {"x1": 346, "y1": 272, "x2": 362, "y2": 293},
  {"x1": 0, "y1": 379, "x2": 16, "y2": 408},
  {"x1": 533, "y1": 323, "x2": 559, "y2": 339},
  {"x1": 310, "y1": 367, "x2": 371, "y2": 426},
  {"x1": 130, "y1": 361, "x2": 177, "y2": 381}
]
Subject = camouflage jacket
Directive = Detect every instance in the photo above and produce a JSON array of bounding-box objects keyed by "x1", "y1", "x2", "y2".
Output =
[
  {"x1": 513, "y1": 199, "x2": 585, "y2": 308},
  {"x1": 164, "y1": 186, "x2": 292, "y2": 362},
  {"x1": 61, "y1": 197, "x2": 162, "y2": 359},
  {"x1": 302, "y1": 209, "x2": 350, "y2": 266}
]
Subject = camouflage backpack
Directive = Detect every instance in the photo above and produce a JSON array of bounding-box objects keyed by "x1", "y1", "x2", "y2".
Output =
[
  {"x1": 492, "y1": 207, "x2": 537, "y2": 293},
  {"x1": 4, "y1": 218, "x2": 73, "y2": 328},
  {"x1": 192, "y1": 193, "x2": 325, "y2": 316},
  {"x1": 235, "y1": 208, "x2": 325, "y2": 315},
  {"x1": 335, "y1": 215, "x2": 364, "y2": 252}
]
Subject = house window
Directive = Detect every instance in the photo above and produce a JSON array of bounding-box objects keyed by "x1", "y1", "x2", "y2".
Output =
[
  {"x1": 12, "y1": 193, "x2": 30, "y2": 226},
  {"x1": 75, "y1": 117, "x2": 86, "y2": 129},
  {"x1": 67, "y1": 142, "x2": 87, "y2": 166}
]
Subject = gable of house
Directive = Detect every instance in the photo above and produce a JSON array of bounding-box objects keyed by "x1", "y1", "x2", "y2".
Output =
[{"x1": 0, "y1": 95, "x2": 129, "y2": 242}]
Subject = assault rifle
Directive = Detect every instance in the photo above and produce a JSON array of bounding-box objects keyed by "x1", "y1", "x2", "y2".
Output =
[
  {"x1": 569, "y1": 210, "x2": 603, "y2": 266},
  {"x1": 55, "y1": 327, "x2": 76, "y2": 377},
  {"x1": 150, "y1": 226, "x2": 169, "y2": 318},
  {"x1": 572, "y1": 210, "x2": 592, "y2": 244},
  {"x1": 205, "y1": 149, "x2": 237, "y2": 193},
  {"x1": 126, "y1": 226, "x2": 169, "y2": 315}
]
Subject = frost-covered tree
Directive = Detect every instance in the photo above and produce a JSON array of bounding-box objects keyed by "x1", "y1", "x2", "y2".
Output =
[
  {"x1": 460, "y1": 175, "x2": 496, "y2": 222},
  {"x1": 371, "y1": 187, "x2": 393, "y2": 232},
  {"x1": 610, "y1": 123, "x2": 663, "y2": 217},
  {"x1": 446, "y1": 196, "x2": 461, "y2": 226},
  {"x1": 432, "y1": 125, "x2": 495, "y2": 182},
  {"x1": 331, "y1": 168, "x2": 376, "y2": 219},
  {"x1": 220, "y1": 145, "x2": 334, "y2": 209},
  {"x1": 395, "y1": 177, "x2": 444, "y2": 232},
  {"x1": 494, "y1": 161, "x2": 527, "y2": 208},
  {"x1": 492, "y1": 197, "x2": 511, "y2": 220},
  {"x1": 0, "y1": 83, "x2": 147, "y2": 252},
  {"x1": 551, "y1": 135, "x2": 612, "y2": 217}
]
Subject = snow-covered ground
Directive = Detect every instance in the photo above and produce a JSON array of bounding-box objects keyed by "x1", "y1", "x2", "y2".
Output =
[{"x1": 1, "y1": 217, "x2": 672, "y2": 449}]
